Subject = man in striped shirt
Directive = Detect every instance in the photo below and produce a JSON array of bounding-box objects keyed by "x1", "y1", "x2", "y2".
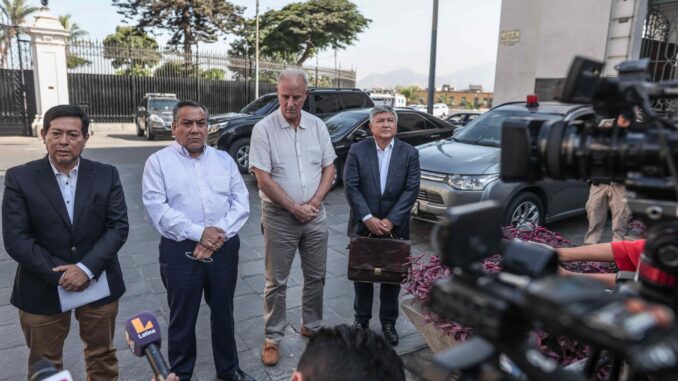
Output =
[{"x1": 142, "y1": 100, "x2": 253, "y2": 381}]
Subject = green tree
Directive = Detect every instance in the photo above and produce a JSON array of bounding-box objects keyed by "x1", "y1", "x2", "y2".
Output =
[
  {"x1": 103, "y1": 26, "x2": 160, "y2": 76},
  {"x1": 396, "y1": 85, "x2": 421, "y2": 105},
  {"x1": 200, "y1": 68, "x2": 225, "y2": 80},
  {"x1": 112, "y1": 0, "x2": 244, "y2": 59},
  {"x1": 58, "y1": 14, "x2": 90, "y2": 69},
  {"x1": 263, "y1": 0, "x2": 370, "y2": 66},
  {"x1": 0, "y1": 0, "x2": 38, "y2": 68}
]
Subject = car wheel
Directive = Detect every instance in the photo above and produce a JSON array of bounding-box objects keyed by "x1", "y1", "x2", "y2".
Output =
[
  {"x1": 505, "y1": 192, "x2": 543, "y2": 227},
  {"x1": 136, "y1": 121, "x2": 144, "y2": 137},
  {"x1": 228, "y1": 138, "x2": 250, "y2": 174},
  {"x1": 145, "y1": 126, "x2": 155, "y2": 141},
  {"x1": 331, "y1": 158, "x2": 343, "y2": 189}
]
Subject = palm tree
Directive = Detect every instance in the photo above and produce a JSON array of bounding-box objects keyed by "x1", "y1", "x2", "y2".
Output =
[
  {"x1": 58, "y1": 14, "x2": 90, "y2": 69},
  {"x1": 0, "y1": 0, "x2": 39, "y2": 68}
]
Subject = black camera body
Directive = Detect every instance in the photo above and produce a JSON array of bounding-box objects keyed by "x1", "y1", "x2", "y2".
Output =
[{"x1": 425, "y1": 57, "x2": 678, "y2": 381}]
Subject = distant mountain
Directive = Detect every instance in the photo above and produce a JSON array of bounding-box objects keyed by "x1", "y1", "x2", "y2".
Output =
[{"x1": 358, "y1": 62, "x2": 496, "y2": 91}]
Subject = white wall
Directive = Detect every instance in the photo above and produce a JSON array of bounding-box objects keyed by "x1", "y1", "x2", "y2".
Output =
[
  {"x1": 493, "y1": 0, "x2": 615, "y2": 105},
  {"x1": 493, "y1": 0, "x2": 543, "y2": 105}
]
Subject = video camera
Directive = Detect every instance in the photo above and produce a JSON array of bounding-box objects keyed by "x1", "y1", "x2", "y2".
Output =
[
  {"x1": 501, "y1": 56, "x2": 678, "y2": 310},
  {"x1": 423, "y1": 57, "x2": 678, "y2": 381}
]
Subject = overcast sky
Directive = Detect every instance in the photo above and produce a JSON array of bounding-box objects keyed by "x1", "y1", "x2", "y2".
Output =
[{"x1": 40, "y1": 0, "x2": 501, "y2": 83}]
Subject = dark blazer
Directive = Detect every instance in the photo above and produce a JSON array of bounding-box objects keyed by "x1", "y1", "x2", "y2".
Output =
[
  {"x1": 344, "y1": 138, "x2": 420, "y2": 240},
  {"x1": 2, "y1": 156, "x2": 128, "y2": 314}
]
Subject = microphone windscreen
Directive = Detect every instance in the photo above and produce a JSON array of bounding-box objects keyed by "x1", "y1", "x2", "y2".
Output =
[{"x1": 125, "y1": 312, "x2": 162, "y2": 357}]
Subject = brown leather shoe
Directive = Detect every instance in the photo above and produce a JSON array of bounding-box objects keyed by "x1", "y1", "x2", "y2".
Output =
[
  {"x1": 300, "y1": 326, "x2": 316, "y2": 338},
  {"x1": 261, "y1": 342, "x2": 279, "y2": 366}
]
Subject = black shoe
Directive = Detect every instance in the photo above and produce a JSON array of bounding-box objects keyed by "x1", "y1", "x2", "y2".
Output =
[
  {"x1": 218, "y1": 369, "x2": 255, "y2": 381},
  {"x1": 352, "y1": 320, "x2": 369, "y2": 330},
  {"x1": 382, "y1": 323, "x2": 399, "y2": 346}
]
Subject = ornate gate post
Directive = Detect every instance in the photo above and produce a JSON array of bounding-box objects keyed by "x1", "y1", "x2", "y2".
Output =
[{"x1": 24, "y1": 1, "x2": 69, "y2": 136}]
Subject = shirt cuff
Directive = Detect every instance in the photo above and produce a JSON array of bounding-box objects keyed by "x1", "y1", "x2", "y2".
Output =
[
  {"x1": 362, "y1": 214, "x2": 373, "y2": 222},
  {"x1": 187, "y1": 223, "x2": 205, "y2": 243},
  {"x1": 76, "y1": 263, "x2": 94, "y2": 280}
]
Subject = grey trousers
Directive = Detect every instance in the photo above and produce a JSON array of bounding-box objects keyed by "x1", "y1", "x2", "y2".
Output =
[
  {"x1": 584, "y1": 183, "x2": 631, "y2": 244},
  {"x1": 262, "y1": 201, "x2": 328, "y2": 344}
]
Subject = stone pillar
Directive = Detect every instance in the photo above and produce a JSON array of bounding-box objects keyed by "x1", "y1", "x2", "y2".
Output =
[{"x1": 24, "y1": 5, "x2": 69, "y2": 136}]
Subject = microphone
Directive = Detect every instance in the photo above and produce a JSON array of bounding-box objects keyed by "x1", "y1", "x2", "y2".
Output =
[
  {"x1": 125, "y1": 312, "x2": 171, "y2": 380},
  {"x1": 28, "y1": 359, "x2": 73, "y2": 381}
]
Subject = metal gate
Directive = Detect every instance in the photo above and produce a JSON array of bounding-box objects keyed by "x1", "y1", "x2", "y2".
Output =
[{"x1": 0, "y1": 15, "x2": 34, "y2": 136}]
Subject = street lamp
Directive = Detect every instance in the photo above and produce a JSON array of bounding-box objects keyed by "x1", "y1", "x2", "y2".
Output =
[
  {"x1": 427, "y1": 0, "x2": 439, "y2": 115},
  {"x1": 255, "y1": 0, "x2": 260, "y2": 99}
]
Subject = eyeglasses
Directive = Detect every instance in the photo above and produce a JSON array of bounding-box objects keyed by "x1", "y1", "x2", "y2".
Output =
[{"x1": 184, "y1": 251, "x2": 213, "y2": 263}]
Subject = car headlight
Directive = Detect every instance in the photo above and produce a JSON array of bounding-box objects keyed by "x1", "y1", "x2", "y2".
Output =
[
  {"x1": 444, "y1": 174, "x2": 499, "y2": 191},
  {"x1": 208, "y1": 121, "x2": 228, "y2": 134},
  {"x1": 149, "y1": 114, "x2": 165, "y2": 127}
]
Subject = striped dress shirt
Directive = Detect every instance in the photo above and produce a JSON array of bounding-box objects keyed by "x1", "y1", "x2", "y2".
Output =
[{"x1": 142, "y1": 142, "x2": 250, "y2": 242}]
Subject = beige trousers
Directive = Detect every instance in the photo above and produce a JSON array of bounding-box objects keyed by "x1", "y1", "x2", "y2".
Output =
[
  {"x1": 584, "y1": 183, "x2": 631, "y2": 244},
  {"x1": 19, "y1": 300, "x2": 119, "y2": 381}
]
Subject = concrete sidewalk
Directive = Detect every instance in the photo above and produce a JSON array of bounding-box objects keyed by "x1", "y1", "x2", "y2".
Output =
[{"x1": 0, "y1": 132, "x2": 432, "y2": 381}]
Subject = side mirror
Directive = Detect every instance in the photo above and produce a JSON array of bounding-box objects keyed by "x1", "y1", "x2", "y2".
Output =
[
  {"x1": 352, "y1": 129, "x2": 368, "y2": 141},
  {"x1": 138, "y1": 106, "x2": 146, "y2": 113}
]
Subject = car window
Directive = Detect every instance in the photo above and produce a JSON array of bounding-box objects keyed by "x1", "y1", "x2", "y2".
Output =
[
  {"x1": 325, "y1": 111, "x2": 369, "y2": 139},
  {"x1": 340, "y1": 93, "x2": 369, "y2": 110},
  {"x1": 148, "y1": 99, "x2": 179, "y2": 111},
  {"x1": 467, "y1": 114, "x2": 479, "y2": 122},
  {"x1": 453, "y1": 109, "x2": 561, "y2": 147},
  {"x1": 314, "y1": 93, "x2": 340, "y2": 114},
  {"x1": 240, "y1": 94, "x2": 278, "y2": 116},
  {"x1": 398, "y1": 112, "x2": 429, "y2": 132},
  {"x1": 448, "y1": 114, "x2": 465, "y2": 123}
]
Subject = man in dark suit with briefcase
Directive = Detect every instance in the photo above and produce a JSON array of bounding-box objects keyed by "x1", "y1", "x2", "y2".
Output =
[
  {"x1": 344, "y1": 104, "x2": 420, "y2": 346},
  {"x1": 2, "y1": 104, "x2": 128, "y2": 380}
]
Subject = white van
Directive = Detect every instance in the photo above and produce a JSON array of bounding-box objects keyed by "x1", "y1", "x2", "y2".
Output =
[{"x1": 370, "y1": 93, "x2": 407, "y2": 108}]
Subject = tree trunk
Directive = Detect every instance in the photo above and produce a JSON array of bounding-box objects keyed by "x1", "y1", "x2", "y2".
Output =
[
  {"x1": 295, "y1": 43, "x2": 314, "y2": 67},
  {"x1": 181, "y1": 5, "x2": 193, "y2": 70}
]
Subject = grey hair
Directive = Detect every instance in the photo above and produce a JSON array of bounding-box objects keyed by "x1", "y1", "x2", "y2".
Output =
[
  {"x1": 173, "y1": 100, "x2": 209, "y2": 122},
  {"x1": 369, "y1": 105, "x2": 398, "y2": 125},
  {"x1": 277, "y1": 67, "x2": 309, "y2": 88}
]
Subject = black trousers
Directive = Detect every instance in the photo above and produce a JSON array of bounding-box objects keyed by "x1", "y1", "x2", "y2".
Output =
[
  {"x1": 159, "y1": 236, "x2": 240, "y2": 381},
  {"x1": 353, "y1": 281, "x2": 400, "y2": 325}
]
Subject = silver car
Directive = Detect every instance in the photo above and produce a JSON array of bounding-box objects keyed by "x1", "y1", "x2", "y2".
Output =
[{"x1": 412, "y1": 101, "x2": 593, "y2": 226}]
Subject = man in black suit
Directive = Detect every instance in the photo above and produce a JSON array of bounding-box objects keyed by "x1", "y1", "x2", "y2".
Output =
[
  {"x1": 344, "y1": 105, "x2": 420, "y2": 346},
  {"x1": 2, "y1": 105, "x2": 128, "y2": 379}
]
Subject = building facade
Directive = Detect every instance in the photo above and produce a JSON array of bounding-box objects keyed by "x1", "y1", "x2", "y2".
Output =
[{"x1": 492, "y1": 0, "x2": 671, "y2": 105}]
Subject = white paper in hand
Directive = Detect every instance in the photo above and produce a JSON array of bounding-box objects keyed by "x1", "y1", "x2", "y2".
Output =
[{"x1": 58, "y1": 271, "x2": 111, "y2": 312}]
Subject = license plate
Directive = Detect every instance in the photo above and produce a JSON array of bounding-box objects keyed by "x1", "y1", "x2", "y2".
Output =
[{"x1": 411, "y1": 201, "x2": 419, "y2": 215}]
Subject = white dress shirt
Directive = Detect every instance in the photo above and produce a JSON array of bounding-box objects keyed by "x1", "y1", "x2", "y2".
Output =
[
  {"x1": 49, "y1": 157, "x2": 93, "y2": 279},
  {"x1": 362, "y1": 139, "x2": 395, "y2": 222},
  {"x1": 142, "y1": 142, "x2": 250, "y2": 242},
  {"x1": 249, "y1": 109, "x2": 337, "y2": 204}
]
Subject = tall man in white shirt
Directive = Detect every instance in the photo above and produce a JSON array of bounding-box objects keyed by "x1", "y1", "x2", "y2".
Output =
[
  {"x1": 142, "y1": 100, "x2": 253, "y2": 381},
  {"x1": 249, "y1": 68, "x2": 336, "y2": 366},
  {"x1": 343, "y1": 105, "x2": 420, "y2": 346}
]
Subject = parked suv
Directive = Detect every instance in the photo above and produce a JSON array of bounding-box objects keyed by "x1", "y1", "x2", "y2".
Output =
[
  {"x1": 208, "y1": 88, "x2": 374, "y2": 173},
  {"x1": 412, "y1": 99, "x2": 594, "y2": 226},
  {"x1": 135, "y1": 93, "x2": 179, "y2": 140}
]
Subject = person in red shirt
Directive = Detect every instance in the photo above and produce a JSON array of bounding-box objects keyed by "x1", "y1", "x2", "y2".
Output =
[{"x1": 557, "y1": 240, "x2": 646, "y2": 287}]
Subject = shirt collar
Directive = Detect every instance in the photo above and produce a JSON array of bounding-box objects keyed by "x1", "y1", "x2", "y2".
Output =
[
  {"x1": 276, "y1": 108, "x2": 307, "y2": 129},
  {"x1": 48, "y1": 155, "x2": 80, "y2": 177},
  {"x1": 171, "y1": 141, "x2": 207, "y2": 159},
  {"x1": 375, "y1": 138, "x2": 395, "y2": 153}
]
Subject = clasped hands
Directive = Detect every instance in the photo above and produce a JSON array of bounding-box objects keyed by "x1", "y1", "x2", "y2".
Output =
[
  {"x1": 53, "y1": 264, "x2": 90, "y2": 292},
  {"x1": 292, "y1": 197, "x2": 321, "y2": 223},
  {"x1": 365, "y1": 217, "x2": 394, "y2": 236},
  {"x1": 194, "y1": 226, "x2": 227, "y2": 261}
]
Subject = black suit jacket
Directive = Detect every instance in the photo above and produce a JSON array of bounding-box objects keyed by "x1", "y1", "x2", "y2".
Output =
[
  {"x1": 2, "y1": 156, "x2": 128, "y2": 314},
  {"x1": 344, "y1": 138, "x2": 420, "y2": 240}
]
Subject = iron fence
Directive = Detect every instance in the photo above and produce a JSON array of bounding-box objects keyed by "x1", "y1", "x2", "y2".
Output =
[
  {"x1": 0, "y1": 20, "x2": 34, "y2": 135},
  {"x1": 64, "y1": 40, "x2": 355, "y2": 122}
]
